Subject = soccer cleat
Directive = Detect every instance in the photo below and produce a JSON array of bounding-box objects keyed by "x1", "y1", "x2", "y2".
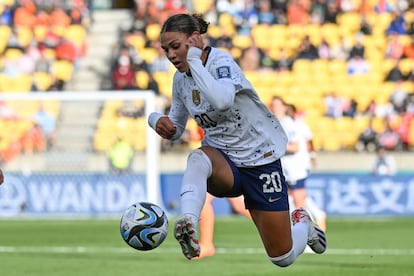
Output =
[
  {"x1": 291, "y1": 208, "x2": 327, "y2": 254},
  {"x1": 174, "y1": 215, "x2": 200, "y2": 259}
]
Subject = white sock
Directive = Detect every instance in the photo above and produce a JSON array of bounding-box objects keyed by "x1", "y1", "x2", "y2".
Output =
[
  {"x1": 291, "y1": 221, "x2": 308, "y2": 257},
  {"x1": 180, "y1": 149, "x2": 212, "y2": 227}
]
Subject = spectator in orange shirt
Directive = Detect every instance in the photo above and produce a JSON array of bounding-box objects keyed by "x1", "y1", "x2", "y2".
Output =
[
  {"x1": 13, "y1": 0, "x2": 37, "y2": 27},
  {"x1": 49, "y1": 6, "x2": 71, "y2": 27},
  {"x1": 402, "y1": 35, "x2": 414, "y2": 58},
  {"x1": 287, "y1": 0, "x2": 311, "y2": 25}
]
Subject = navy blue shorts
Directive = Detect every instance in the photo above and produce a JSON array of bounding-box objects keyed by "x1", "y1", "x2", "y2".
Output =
[
  {"x1": 214, "y1": 151, "x2": 290, "y2": 212},
  {"x1": 287, "y1": 178, "x2": 306, "y2": 190}
]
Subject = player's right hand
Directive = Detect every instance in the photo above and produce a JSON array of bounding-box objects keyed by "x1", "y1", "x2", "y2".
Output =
[
  {"x1": 156, "y1": 117, "x2": 177, "y2": 139},
  {"x1": 0, "y1": 169, "x2": 4, "y2": 185}
]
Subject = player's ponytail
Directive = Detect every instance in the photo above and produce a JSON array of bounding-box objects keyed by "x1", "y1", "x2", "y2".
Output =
[{"x1": 161, "y1": 13, "x2": 209, "y2": 36}]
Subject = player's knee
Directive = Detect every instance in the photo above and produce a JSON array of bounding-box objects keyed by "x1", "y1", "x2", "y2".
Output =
[
  {"x1": 187, "y1": 149, "x2": 212, "y2": 175},
  {"x1": 268, "y1": 247, "x2": 296, "y2": 268}
]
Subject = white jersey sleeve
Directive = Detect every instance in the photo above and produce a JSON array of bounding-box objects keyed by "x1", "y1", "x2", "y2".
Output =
[{"x1": 168, "y1": 47, "x2": 288, "y2": 167}]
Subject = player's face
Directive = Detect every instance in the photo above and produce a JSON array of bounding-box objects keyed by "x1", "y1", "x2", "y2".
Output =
[{"x1": 160, "y1": 32, "x2": 189, "y2": 73}]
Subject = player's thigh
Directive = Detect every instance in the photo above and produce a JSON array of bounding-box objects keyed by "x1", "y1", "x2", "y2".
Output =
[
  {"x1": 250, "y1": 209, "x2": 292, "y2": 257},
  {"x1": 200, "y1": 146, "x2": 234, "y2": 195}
]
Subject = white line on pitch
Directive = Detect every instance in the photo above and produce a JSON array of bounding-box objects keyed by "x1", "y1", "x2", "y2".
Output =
[{"x1": 0, "y1": 246, "x2": 413, "y2": 256}]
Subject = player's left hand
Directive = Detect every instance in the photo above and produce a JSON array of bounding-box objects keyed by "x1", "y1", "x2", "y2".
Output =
[{"x1": 186, "y1": 32, "x2": 203, "y2": 49}]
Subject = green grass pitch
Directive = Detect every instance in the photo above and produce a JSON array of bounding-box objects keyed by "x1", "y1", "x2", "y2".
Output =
[{"x1": 0, "y1": 216, "x2": 413, "y2": 276}]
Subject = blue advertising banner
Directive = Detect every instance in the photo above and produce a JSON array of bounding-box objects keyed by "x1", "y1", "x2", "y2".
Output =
[
  {"x1": 0, "y1": 173, "x2": 413, "y2": 217},
  {"x1": 0, "y1": 173, "x2": 147, "y2": 217}
]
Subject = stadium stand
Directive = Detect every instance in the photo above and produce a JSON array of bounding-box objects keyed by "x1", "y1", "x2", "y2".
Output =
[
  {"x1": 0, "y1": 0, "x2": 90, "y2": 163},
  {"x1": 2, "y1": 0, "x2": 414, "y2": 165}
]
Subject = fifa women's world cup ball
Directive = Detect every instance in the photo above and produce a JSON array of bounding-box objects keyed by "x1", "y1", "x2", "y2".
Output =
[{"x1": 120, "y1": 202, "x2": 169, "y2": 251}]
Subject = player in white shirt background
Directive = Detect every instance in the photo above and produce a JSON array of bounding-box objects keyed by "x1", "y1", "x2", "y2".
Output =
[
  {"x1": 271, "y1": 96, "x2": 327, "y2": 232},
  {"x1": 148, "y1": 13, "x2": 326, "y2": 266}
]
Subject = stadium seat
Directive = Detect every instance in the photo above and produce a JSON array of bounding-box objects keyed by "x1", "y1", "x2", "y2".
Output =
[
  {"x1": 232, "y1": 35, "x2": 252, "y2": 49},
  {"x1": 193, "y1": 0, "x2": 213, "y2": 13},
  {"x1": 64, "y1": 24, "x2": 86, "y2": 48},
  {"x1": 251, "y1": 24, "x2": 270, "y2": 50},
  {"x1": 16, "y1": 26, "x2": 33, "y2": 47},
  {"x1": 145, "y1": 23, "x2": 161, "y2": 41},
  {"x1": 32, "y1": 72, "x2": 53, "y2": 91},
  {"x1": 51, "y1": 60, "x2": 74, "y2": 82}
]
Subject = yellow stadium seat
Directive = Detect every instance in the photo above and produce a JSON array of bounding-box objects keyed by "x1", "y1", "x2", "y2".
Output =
[
  {"x1": 65, "y1": 24, "x2": 86, "y2": 47},
  {"x1": 146, "y1": 23, "x2": 161, "y2": 41},
  {"x1": 251, "y1": 24, "x2": 270, "y2": 50},
  {"x1": 16, "y1": 26, "x2": 33, "y2": 47},
  {"x1": 193, "y1": 0, "x2": 213, "y2": 13},
  {"x1": 232, "y1": 35, "x2": 252, "y2": 49},
  {"x1": 337, "y1": 12, "x2": 362, "y2": 33},
  {"x1": 0, "y1": 74, "x2": 32, "y2": 92},
  {"x1": 33, "y1": 72, "x2": 53, "y2": 91},
  {"x1": 51, "y1": 60, "x2": 74, "y2": 82},
  {"x1": 4, "y1": 48, "x2": 23, "y2": 60}
]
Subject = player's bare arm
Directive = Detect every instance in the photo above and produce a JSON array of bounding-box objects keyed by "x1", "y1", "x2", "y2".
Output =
[{"x1": 155, "y1": 117, "x2": 177, "y2": 139}]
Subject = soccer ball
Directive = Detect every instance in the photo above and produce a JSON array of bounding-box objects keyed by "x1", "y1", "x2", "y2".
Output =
[{"x1": 120, "y1": 202, "x2": 169, "y2": 251}]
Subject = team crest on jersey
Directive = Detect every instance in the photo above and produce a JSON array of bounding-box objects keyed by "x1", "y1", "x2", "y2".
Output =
[
  {"x1": 192, "y1": 90, "x2": 201, "y2": 105},
  {"x1": 217, "y1": 66, "x2": 231, "y2": 79}
]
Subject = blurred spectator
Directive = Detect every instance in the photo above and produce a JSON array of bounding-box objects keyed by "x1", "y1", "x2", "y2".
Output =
[
  {"x1": 310, "y1": 0, "x2": 328, "y2": 24},
  {"x1": 386, "y1": 11, "x2": 406, "y2": 35},
  {"x1": 55, "y1": 37, "x2": 79, "y2": 63},
  {"x1": 342, "y1": 98, "x2": 358, "y2": 117},
  {"x1": 318, "y1": 37, "x2": 331, "y2": 60},
  {"x1": 287, "y1": 0, "x2": 311, "y2": 25},
  {"x1": 358, "y1": 0, "x2": 374, "y2": 16},
  {"x1": 112, "y1": 55, "x2": 136, "y2": 90},
  {"x1": 0, "y1": 4, "x2": 13, "y2": 26},
  {"x1": 233, "y1": 0, "x2": 258, "y2": 35},
  {"x1": 402, "y1": 35, "x2": 414, "y2": 58},
  {"x1": 257, "y1": 0, "x2": 275, "y2": 25},
  {"x1": 374, "y1": 0, "x2": 394, "y2": 13},
  {"x1": 31, "y1": 104, "x2": 56, "y2": 150},
  {"x1": 323, "y1": 92, "x2": 343, "y2": 118},
  {"x1": 371, "y1": 147, "x2": 397, "y2": 175},
  {"x1": 324, "y1": 1, "x2": 338, "y2": 23},
  {"x1": 359, "y1": 15, "x2": 373, "y2": 35},
  {"x1": 238, "y1": 45, "x2": 262, "y2": 71},
  {"x1": 385, "y1": 33, "x2": 404, "y2": 59},
  {"x1": 21, "y1": 121, "x2": 46, "y2": 154},
  {"x1": 0, "y1": 101, "x2": 18, "y2": 120},
  {"x1": 385, "y1": 59, "x2": 405, "y2": 82},
  {"x1": 340, "y1": 0, "x2": 357, "y2": 13},
  {"x1": 389, "y1": 80, "x2": 409, "y2": 112},
  {"x1": 355, "y1": 118, "x2": 378, "y2": 152},
  {"x1": 296, "y1": 35, "x2": 319, "y2": 60},
  {"x1": 330, "y1": 35, "x2": 352, "y2": 60},
  {"x1": 273, "y1": 47, "x2": 293, "y2": 72},
  {"x1": 349, "y1": 34, "x2": 365, "y2": 59},
  {"x1": 347, "y1": 55, "x2": 370, "y2": 75},
  {"x1": 107, "y1": 137, "x2": 134, "y2": 174},
  {"x1": 377, "y1": 122, "x2": 401, "y2": 150}
]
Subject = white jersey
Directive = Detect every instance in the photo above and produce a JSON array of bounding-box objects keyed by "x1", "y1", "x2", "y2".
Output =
[
  {"x1": 280, "y1": 116, "x2": 309, "y2": 182},
  {"x1": 167, "y1": 47, "x2": 287, "y2": 167}
]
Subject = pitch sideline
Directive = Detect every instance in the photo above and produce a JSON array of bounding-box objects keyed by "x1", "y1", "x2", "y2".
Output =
[{"x1": 0, "y1": 246, "x2": 413, "y2": 256}]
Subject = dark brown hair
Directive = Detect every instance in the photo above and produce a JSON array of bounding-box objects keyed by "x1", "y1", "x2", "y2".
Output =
[{"x1": 160, "y1": 13, "x2": 209, "y2": 36}]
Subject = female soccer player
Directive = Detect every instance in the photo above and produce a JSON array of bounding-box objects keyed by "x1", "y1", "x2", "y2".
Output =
[{"x1": 148, "y1": 13, "x2": 326, "y2": 266}]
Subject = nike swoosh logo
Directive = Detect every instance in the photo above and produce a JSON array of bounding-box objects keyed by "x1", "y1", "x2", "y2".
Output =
[
  {"x1": 180, "y1": 191, "x2": 192, "y2": 197},
  {"x1": 268, "y1": 197, "x2": 281, "y2": 203}
]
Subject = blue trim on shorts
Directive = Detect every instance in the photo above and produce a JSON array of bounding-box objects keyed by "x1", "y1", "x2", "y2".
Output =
[
  {"x1": 288, "y1": 178, "x2": 306, "y2": 190},
  {"x1": 214, "y1": 150, "x2": 290, "y2": 212}
]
